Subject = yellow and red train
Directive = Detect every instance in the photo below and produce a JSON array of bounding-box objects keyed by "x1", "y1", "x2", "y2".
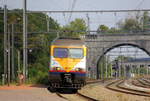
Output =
[{"x1": 49, "y1": 37, "x2": 86, "y2": 90}]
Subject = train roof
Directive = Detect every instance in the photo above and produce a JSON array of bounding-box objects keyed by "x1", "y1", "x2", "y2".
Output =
[{"x1": 51, "y1": 37, "x2": 85, "y2": 46}]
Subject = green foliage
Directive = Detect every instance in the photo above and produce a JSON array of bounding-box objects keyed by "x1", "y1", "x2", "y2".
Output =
[
  {"x1": 115, "y1": 55, "x2": 133, "y2": 62},
  {"x1": 122, "y1": 18, "x2": 141, "y2": 32},
  {"x1": 142, "y1": 11, "x2": 150, "y2": 31},
  {"x1": 98, "y1": 56, "x2": 112, "y2": 78},
  {"x1": 108, "y1": 27, "x2": 119, "y2": 33},
  {"x1": 0, "y1": 8, "x2": 59, "y2": 84},
  {"x1": 97, "y1": 25, "x2": 109, "y2": 33},
  {"x1": 97, "y1": 25, "x2": 122, "y2": 34},
  {"x1": 61, "y1": 18, "x2": 87, "y2": 37},
  {"x1": 118, "y1": 11, "x2": 150, "y2": 32},
  {"x1": 28, "y1": 63, "x2": 49, "y2": 84},
  {"x1": 28, "y1": 13, "x2": 59, "y2": 32},
  {"x1": 0, "y1": 8, "x2": 4, "y2": 33},
  {"x1": 0, "y1": 8, "x2": 4, "y2": 80},
  {"x1": 0, "y1": 40, "x2": 4, "y2": 79},
  {"x1": 97, "y1": 11, "x2": 150, "y2": 34}
]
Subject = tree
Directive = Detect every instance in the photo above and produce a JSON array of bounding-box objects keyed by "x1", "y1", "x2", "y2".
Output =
[
  {"x1": 97, "y1": 25, "x2": 109, "y2": 33},
  {"x1": 98, "y1": 56, "x2": 113, "y2": 79},
  {"x1": 61, "y1": 18, "x2": 87, "y2": 37},
  {"x1": 122, "y1": 18, "x2": 141, "y2": 32},
  {"x1": 117, "y1": 11, "x2": 150, "y2": 33},
  {"x1": 0, "y1": 8, "x2": 60, "y2": 84},
  {"x1": 0, "y1": 8, "x2": 4, "y2": 80},
  {"x1": 141, "y1": 11, "x2": 150, "y2": 31}
]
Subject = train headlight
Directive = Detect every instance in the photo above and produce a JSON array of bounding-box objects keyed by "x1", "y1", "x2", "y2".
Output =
[
  {"x1": 75, "y1": 68, "x2": 79, "y2": 71},
  {"x1": 53, "y1": 67, "x2": 61, "y2": 71},
  {"x1": 56, "y1": 67, "x2": 61, "y2": 70},
  {"x1": 75, "y1": 68, "x2": 83, "y2": 72}
]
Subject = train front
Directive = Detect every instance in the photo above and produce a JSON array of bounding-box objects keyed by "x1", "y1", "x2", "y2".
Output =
[{"x1": 49, "y1": 38, "x2": 86, "y2": 90}]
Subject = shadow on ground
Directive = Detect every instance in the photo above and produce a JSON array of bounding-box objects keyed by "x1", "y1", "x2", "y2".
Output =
[
  {"x1": 47, "y1": 87, "x2": 77, "y2": 94},
  {"x1": 29, "y1": 84, "x2": 48, "y2": 88}
]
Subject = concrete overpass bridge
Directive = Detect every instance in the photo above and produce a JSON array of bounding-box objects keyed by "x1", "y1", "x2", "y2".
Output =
[{"x1": 83, "y1": 32, "x2": 150, "y2": 79}]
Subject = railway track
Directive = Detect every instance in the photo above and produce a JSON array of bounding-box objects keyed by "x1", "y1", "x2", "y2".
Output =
[
  {"x1": 140, "y1": 78, "x2": 150, "y2": 86},
  {"x1": 142, "y1": 78, "x2": 150, "y2": 84},
  {"x1": 132, "y1": 79, "x2": 149, "y2": 88},
  {"x1": 54, "y1": 80, "x2": 103, "y2": 101},
  {"x1": 105, "y1": 79, "x2": 150, "y2": 97},
  {"x1": 86, "y1": 79, "x2": 102, "y2": 84},
  {"x1": 132, "y1": 78, "x2": 150, "y2": 88},
  {"x1": 56, "y1": 92, "x2": 98, "y2": 101},
  {"x1": 137, "y1": 79, "x2": 150, "y2": 87},
  {"x1": 55, "y1": 79, "x2": 124, "y2": 101}
]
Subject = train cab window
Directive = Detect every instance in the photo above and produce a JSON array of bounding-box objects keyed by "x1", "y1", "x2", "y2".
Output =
[
  {"x1": 69, "y1": 48, "x2": 83, "y2": 59},
  {"x1": 54, "y1": 48, "x2": 68, "y2": 58}
]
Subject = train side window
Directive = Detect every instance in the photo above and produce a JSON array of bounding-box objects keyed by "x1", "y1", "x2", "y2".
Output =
[{"x1": 54, "y1": 48, "x2": 68, "y2": 58}]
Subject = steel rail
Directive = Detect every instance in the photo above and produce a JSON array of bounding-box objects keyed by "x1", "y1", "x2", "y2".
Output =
[
  {"x1": 132, "y1": 79, "x2": 150, "y2": 88},
  {"x1": 106, "y1": 79, "x2": 150, "y2": 97},
  {"x1": 56, "y1": 92, "x2": 98, "y2": 101},
  {"x1": 55, "y1": 79, "x2": 104, "y2": 101}
]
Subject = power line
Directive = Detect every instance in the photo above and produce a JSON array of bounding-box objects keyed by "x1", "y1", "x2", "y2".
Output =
[
  {"x1": 26, "y1": 9, "x2": 150, "y2": 13},
  {"x1": 136, "y1": 0, "x2": 145, "y2": 10},
  {"x1": 68, "y1": 0, "x2": 77, "y2": 22},
  {"x1": 1, "y1": 9, "x2": 150, "y2": 14}
]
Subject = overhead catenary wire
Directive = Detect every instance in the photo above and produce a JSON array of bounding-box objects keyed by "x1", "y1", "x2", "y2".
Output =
[
  {"x1": 136, "y1": 0, "x2": 145, "y2": 10},
  {"x1": 68, "y1": 0, "x2": 77, "y2": 23},
  {"x1": 1, "y1": 9, "x2": 150, "y2": 14},
  {"x1": 62, "y1": 13, "x2": 68, "y2": 25}
]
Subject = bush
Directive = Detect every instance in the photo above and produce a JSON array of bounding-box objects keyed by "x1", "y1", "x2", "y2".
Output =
[{"x1": 28, "y1": 62, "x2": 49, "y2": 85}]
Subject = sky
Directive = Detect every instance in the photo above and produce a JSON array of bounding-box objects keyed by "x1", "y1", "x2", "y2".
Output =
[
  {"x1": 1, "y1": 0, "x2": 150, "y2": 30},
  {"x1": 1, "y1": 0, "x2": 150, "y2": 10}
]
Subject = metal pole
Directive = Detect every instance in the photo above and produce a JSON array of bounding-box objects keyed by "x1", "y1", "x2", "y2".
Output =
[
  {"x1": 119, "y1": 61, "x2": 121, "y2": 78},
  {"x1": 17, "y1": 50, "x2": 21, "y2": 75},
  {"x1": 131, "y1": 66, "x2": 133, "y2": 77},
  {"x1": 102, "y1": 33, "x2": 105, "y2": 81},
  {"x1": 110, "y1": 63, "x2": 112, "y2": 78},
  {"x1": 138, "y1": 66, "x2": 140, "y2": 76},
  {"x1": 124, "y1": 65, "x2": 125, "y2": 78},
  {"x1": 105, "y1": 56, "x2": 107, "y2": 78},
  {"x1": 7, "y1": 25, "x2": 11, "y2": 86},
  {"x1": 46, "y1": 14, "x2": 50, "y2": 32},
  {"x1": 86, "y1": 14, "x2": 90, "y2": 34},
  {"x1": 136, "y1": 66, "x2": 138, "y2": 76},
  {"x1": 11, "y1": 24, "x2": 15, "y2": 81},
  {"x1": 100, "y1": 63, "x2": 102, "y2": 79},
  {"x1": 4, "y1": 5, "x2": 7, "y2": 84},
  {"x1": 147, "y1": 66, "x2": 149, "y2": 75},
  {"x1": 121, "y1": 56, "x2": 123, "y2": 77},
  {"x1": 23, "y1": 0, "x2": 27, "y2": 81},
  {"x1": 118, "y1": 62, "x2": 120, "y2": 78},
  {"x1": 102, "y1": 48, "x2": 104, "y2": 82},
  {"x1": 26, "y1": 14, "x2": 28, "y2": 80}
]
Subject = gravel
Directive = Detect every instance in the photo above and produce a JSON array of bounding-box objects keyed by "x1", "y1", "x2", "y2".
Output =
[{"x1": 79, "y1": 84, "x2": 150, "y2": 101}]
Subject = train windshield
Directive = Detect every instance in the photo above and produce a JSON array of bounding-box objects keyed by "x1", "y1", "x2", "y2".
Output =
[
  {"x1": 54, "y1": 48, "x2": 68, "y2": 58},
  {"x1": 54, "y1": 48, "x2": 83, "y2": 58},
  {"x1": 69, "y1": 48, "x2": 83, "y2": 59}
]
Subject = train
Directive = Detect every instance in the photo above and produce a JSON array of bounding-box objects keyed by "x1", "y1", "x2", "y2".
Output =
[{"x1": 48, "y1": 37, "x2": 87, "y2": 91}]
